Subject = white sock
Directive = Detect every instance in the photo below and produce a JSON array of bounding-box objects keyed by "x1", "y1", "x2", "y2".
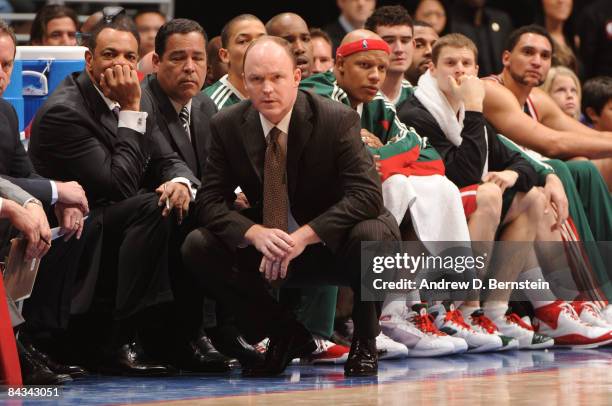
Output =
[
  {"x1": 516, "y1": 267, "x2": 558, "y2": 309},
  {"x1": 484, "y1": 302, "x2": 508, "y2": 321},
  {"x1": 382, "y1": 294, "x2": 408, "y2": 317},
  {"x1": 459, "y1": 304, "x2": 480, "y2": 318},
  {"x1": 405, "y1": 290, "x2": 422, "y2": 310}
]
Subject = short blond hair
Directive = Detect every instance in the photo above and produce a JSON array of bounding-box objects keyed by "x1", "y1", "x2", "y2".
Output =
[
  {"x1": 541, "y1": 66, "x2": 582, "y2": 120},
  {"x1": 432, "y1": 33, "x2": 478, "y2": 65}
]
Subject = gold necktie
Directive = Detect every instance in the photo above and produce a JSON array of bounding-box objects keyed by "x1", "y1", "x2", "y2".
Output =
[{"x1": 263, "y1": 127, "x2": 288, "y2": 231}]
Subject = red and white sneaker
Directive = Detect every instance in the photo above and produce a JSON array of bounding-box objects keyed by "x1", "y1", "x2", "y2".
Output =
[
  {"x1": 600, "y1": 304, "x2": 612, "y2": 325},
  {"x1": 376, "y1": 332, "x2": 410, "y2": 360},
  {"x1": 464, "y1": 309, "x2": 519, "y2": 351},
  {"x1": 572, "y1": 301, "x2": 612, "y2": 329},
  {"x1": 429, "y1": 303, "x2": 503, "y2": 353},
  {"x1": 490, "y1": 309, "x2": 554, "y2": 350},
  {"x1": 380, "y1": 304, "x2": 458, "y2": 357},
  {"x1": 254, "y1": 338, "x2": 269, "y2": 354},
  {"x1": 308, "y1": 337, "x2": 350, "y2": 364},
  {"x1": 533, "y1": 300, "x2": 612, "y2": 348}
]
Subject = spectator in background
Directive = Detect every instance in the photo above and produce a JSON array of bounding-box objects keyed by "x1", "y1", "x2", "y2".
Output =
[
  {"x1": 583, "y1": 76, "x2": 612, "y2": 132},
  {"x1": 80, "y1": 11, "x2": 102, "y2": 34},
  {"x1": 582, "y1": 76, "x2": 612, "y2": 190},
  {"x1": 449, "y1": 0, "x2": 513, "y2": 77},
  {"x1": 309, "y1": 28, "x2": 334, "y2": 74},
  {"x1": 30, "y1": 4, "x2": 78, "y2": 46},
  {"x1": 537, "y1": 0, "x2": 578, "y2": 72},
  {"x1": 134, "y1": 9, "x2": 166, "y2": 58},
  {"x1": 407, "y1": 0, "x2": 448, "y2": 35},
  {"x1": 404, "y1": 20, "x2": 438, "y2": 86},
  {"x1": 205, "y1": 36, "x2": 227, "y2": 87},
  {"x1": 541, "y1": 66, "x2": 582, "y2": 120},
  {"x1": 575, "y1": 0, "x2": 612, "y2": 80},
  {"x1": 324, "y1": 0, "x2": 376, "y2": 53}
]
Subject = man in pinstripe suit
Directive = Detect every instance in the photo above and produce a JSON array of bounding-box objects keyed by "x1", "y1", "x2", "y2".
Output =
[{"x1": 182, "y1": 36, "x2": 399, "y2": 377}]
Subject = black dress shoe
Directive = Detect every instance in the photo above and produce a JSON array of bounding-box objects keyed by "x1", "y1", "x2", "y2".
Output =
[
  {"x1": 17, "y1": 340, "x2": 73, "y2": 385},
  {"x1": 20, "y1": 337, "x2": 87, "y2": 378},
  {"x1": 100, "y1": 342, "x2": 172, "y2": 377},
  {"x1": 172, "y1": 338, "x2": 235, "y2": 373},
  {"x1": 207, "y1": 326, "x2": 264, "y2": 368},
  {"x1": 344, "y1": 336, "x2": 377, "y2": 377},
  {"x1": 242, "y1": 322, "x2": 316, "y2": 377}
]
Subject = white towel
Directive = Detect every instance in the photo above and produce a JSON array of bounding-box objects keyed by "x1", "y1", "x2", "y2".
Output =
[{"x1": 415, "y1": 70, "x2": 488, "y2": 177}]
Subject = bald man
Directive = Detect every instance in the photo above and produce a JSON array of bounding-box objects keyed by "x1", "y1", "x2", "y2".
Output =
[
  {"x1": 204, "y1": 14, "x2": 266, "y2": 110},
  {"x1": 80, "y1": 11, "x2": 102, "y2": 34},
  {"x1": 183, "y1": 35, "x2": 399, "y2": 377},
  {"x1": 301, "y1": 30, "x2": 469, "y2": 242},
  {"x1": 267, "y1": 11, "x2": 351, "y2": 365},
  {"x1": 300, "y1": 29, "x2": 474, "y2": 354},
  {"x1": 266, "y1": 13, "x2": 313, "y2": 78}
]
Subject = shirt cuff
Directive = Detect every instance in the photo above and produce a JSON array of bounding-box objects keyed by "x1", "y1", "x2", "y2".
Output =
[
  {"x1": 23, "y1": 197, "x2": 41, "y2": 207},
  {"x1": 118, "y1": 111, "x2": 148, "y2": 134},
  {"x1": 50, "y1": 180, "x2": 58, "y2": 205},
  {"x1": 170, "y1": 177, "x2": 197, "y2": 200}
]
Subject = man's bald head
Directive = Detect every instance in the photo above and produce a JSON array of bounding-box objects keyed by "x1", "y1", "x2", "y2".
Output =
[
  {"x1": 335, "y1": 29, "x2": 390, "y2": 107},
  {"x1": 266, "y1": 13, "x2": 312, "y2": 77},
  {"x1": 340, "y1": 28, "x2": 382, "y2": 46},
  {"x1": 81, "y1": 11, "x2": 102, "y2": 34},
  {"x1": 243, "y1": 36, "x2": 300, "y2": 124},
  {"x1": 265, "y1": 13, "x2": 307, "y2": 34}
]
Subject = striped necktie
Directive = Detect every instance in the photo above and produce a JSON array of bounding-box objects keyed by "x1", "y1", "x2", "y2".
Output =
[{"x1": 179, "y1": 106, "x2": 190, "y2": 138}]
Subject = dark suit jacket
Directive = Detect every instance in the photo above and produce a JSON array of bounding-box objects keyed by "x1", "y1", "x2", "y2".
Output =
[
  {"x1": 450, "y1": 6, "x2": 513, "y2": 77},
  {"x1": 28, "y1": 71, "x2": 199, "y2": 209},
  {"x1": 140, "y1": 74, "x2": 216, "y2": 180},
  {"x1": 195, "y1": 90, "x2": 394, "y2": 253},
  {"x1": 323, "y1": 19, "x2": 348, "y2": 55},
  {"x1": 0, "y1": 98, "x2": 52, "y2": 203}
]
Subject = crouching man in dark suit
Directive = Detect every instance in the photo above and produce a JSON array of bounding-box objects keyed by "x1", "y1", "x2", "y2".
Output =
[
  {"x1": 181, "y1": 36, "x2": 400, "y2": 377},
  {"x1": 26, "y1": 14, "x2": 201, "y2": 376}
]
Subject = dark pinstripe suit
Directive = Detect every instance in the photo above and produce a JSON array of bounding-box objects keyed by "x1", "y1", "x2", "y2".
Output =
[{"x1": 182, "y1": 90, "x2": 400, "y2": 341}]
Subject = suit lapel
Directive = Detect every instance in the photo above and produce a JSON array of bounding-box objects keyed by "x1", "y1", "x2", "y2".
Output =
[
  {"x1": 286, "y1": 92, "x2": 313, "y2": 199},
  {"x1": 149, "y1": 77, "x2": 198, "y2": 172},
  {"x1": 240, "y1": 107, "x2": 266, "y2": 183},
  {"x1": 189, "y1": 96, "x2": 208, "y2": 174},
  {"x1": 77, "y1": 72, "x2": 117, "y2": 140}
]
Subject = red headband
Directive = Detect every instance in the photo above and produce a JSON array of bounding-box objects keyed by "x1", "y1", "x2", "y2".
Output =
[{"x1": 336, "y1": 39, "x2": 391, "y2": 59}]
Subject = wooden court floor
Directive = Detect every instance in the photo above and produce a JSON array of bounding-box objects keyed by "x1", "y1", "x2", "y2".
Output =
[{"x1": 3, "y1": 349, "x2": 612, "y2": 405}]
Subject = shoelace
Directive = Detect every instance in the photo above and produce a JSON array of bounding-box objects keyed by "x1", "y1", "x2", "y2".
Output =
[
  {"x1": 313, "y1": 337, "x2": 334, "y2": 354},
  {"x1": 470, "y1": 313, "x2": 499, "y2": 334},
  {"x1": 254, "y1": 338, "x2": 269, "y2": 353},
  {"x1": 445, "y1": 309, "x2": 474, "y2": 332},
  {"x1": 506, "y1": 312, "x2": 534, "y2": 331},
  {"x1": 580, "y1": 302, "x2": 606, "y2": 322},
  {"x1": 427, "y1": 314, "x2": 449, "y2": 336},
  {"x1": 410, "y1": 312, "x2": 442, "y2": 335},
  {"x1": 560, "y1": 302, "x2": 585, "y2": 323}
]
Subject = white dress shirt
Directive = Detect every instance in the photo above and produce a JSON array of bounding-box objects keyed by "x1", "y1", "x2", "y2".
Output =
[{"x1": 94, "y1": 84, "x2": 196, "y2": 199}]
